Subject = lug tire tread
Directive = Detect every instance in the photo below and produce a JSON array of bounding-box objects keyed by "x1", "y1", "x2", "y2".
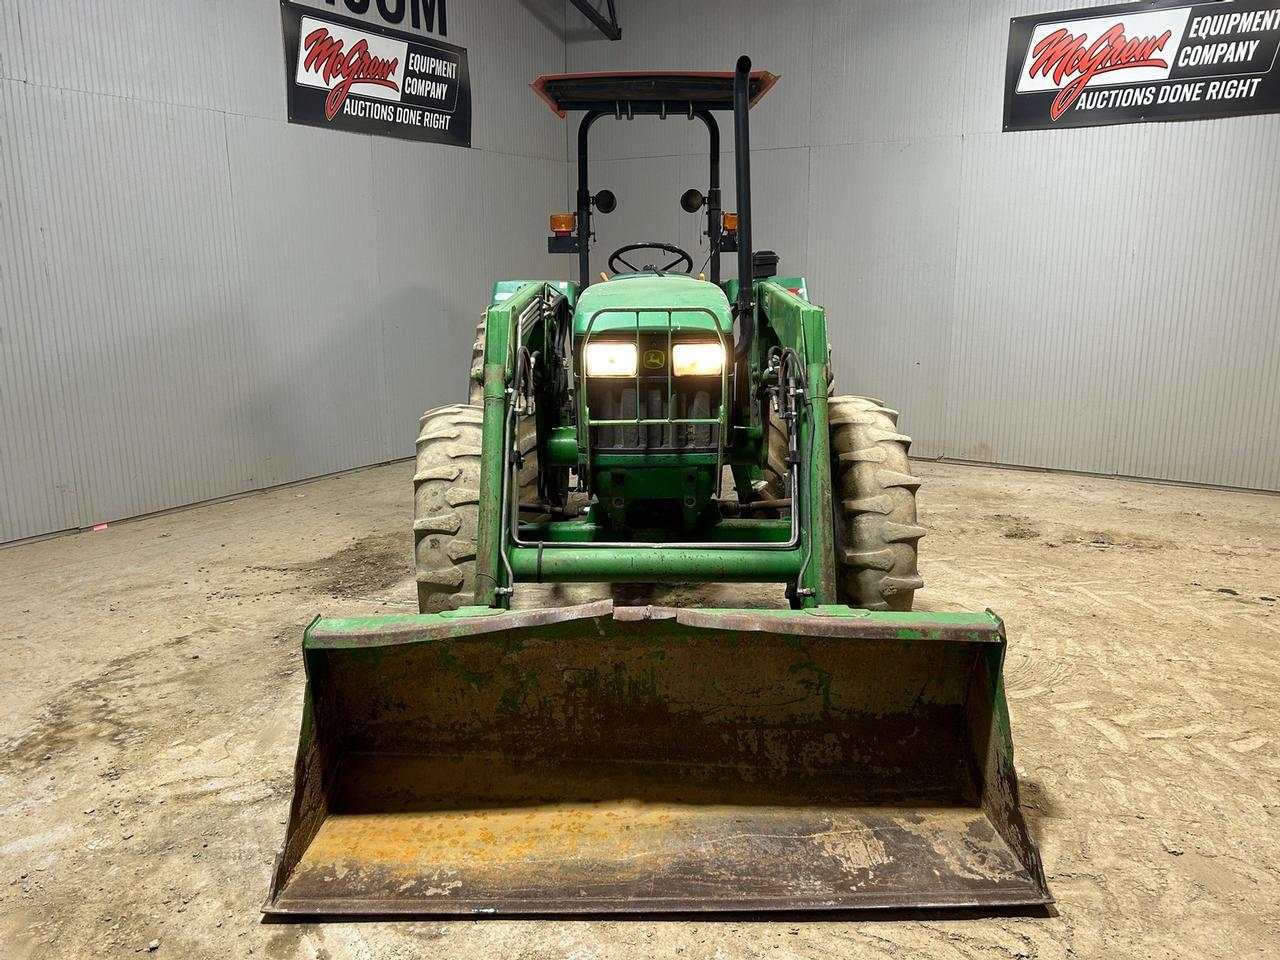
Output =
[
  {"x1": 829, "y1": 395, "x2": 924, "y2": 611},
  {"x1": 759, "y1": 412, "x2": 793, "y2": 501},
  {"x1": 469, "y1": 313, "x2": 487, "y2": 405},
  {"x1": 411, "y1": 402, "x2": 538, "y2": 613},
  {"x1": 414, "y1": 404, "x2": 484, "y2": 612}
]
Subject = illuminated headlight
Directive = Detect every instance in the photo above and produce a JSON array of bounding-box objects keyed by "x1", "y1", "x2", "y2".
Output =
[
  {"x1": 584, "y1": 342, "x2": 637, "y2": 377},
  {"x1": 672, "y1": 342, "x2": 725, "y2": 376}
]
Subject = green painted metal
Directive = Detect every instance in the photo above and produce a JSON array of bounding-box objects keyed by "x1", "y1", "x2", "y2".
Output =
[
  {"x1": 518, "y1": 517, "x2": 792, "y2": 544},
  {"x1": 589, "y1": 451, "x2": 721, "y2": 466},
  {"x1": 476, "y1": 364, "x2": 507, "y2": 607},
  {"x1": 476, "y1": 280, "x2": 548, "y2": 606},
  {"x1": 490, "y1": 278, "x2": 577, "y2": 308},
  {"x1": 545, "y1": 427, "x2": 578, "y2": 466},
  {"x1": 759, "y1": 280, "x2": 828, "y2": 362},
  {"x1": 572, "y1": 274, "x2": 732, "y2": 337},
  {"x1": 509, "y1": 545, "x2": 804, "y2": 582},
  {"x1": 803, "y1": 359, "x2": 838, "y2": 603},
  {"x1": 301, "y1": 605, "x2": 1007, "y2": 648},
  {"x1": 466, "y1": 272, "x2": 850, "y2": 600},
  {"x1": 593, "y1": 464, "x2": 718, "y2": 530},
  {"x1": 725, "y1": 275, "x2": 810, "y2": 304},
  {"x1": 726, "y1": 423, "x2": 765, "y2": 465},
  {"x1": 751, "y1": 280, "x2": 839, "y2": 604}
]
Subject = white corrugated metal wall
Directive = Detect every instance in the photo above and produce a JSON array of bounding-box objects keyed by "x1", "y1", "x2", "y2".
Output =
[
  {"x1": 4, "y1": 1, "x2": 1277, "y2": 544},
  {"x1": 565, "y1": 0, "x2": 1280, "y2": 492},
  {"x1": 0, "y1": 0, "x2": 569, "y2": 543}
]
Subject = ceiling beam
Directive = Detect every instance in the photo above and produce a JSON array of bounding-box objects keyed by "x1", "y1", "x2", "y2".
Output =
[{"x1": 569, "y1": 0, "x2": 621, "y2": 41}]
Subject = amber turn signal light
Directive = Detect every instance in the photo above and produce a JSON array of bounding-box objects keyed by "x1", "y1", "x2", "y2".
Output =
[
  {"x1": 722, "y1": 211, "x2": 738, "y2": 234},
  {"x1": 549, "y1": 213, "x2": 576, "y2": 237}
]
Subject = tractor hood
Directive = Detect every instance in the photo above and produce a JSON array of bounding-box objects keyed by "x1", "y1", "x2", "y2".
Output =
[{"x1": 574, "y1": 274, "x2": 733, "y2": 338}]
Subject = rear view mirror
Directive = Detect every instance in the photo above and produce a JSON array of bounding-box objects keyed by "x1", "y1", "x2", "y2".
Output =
[
  {"x1": 680, "y1": 188, "x2": 705, "y2": 213},
  {"x1": 593, "y1": 189, "x2": 617, "y2": 214}
]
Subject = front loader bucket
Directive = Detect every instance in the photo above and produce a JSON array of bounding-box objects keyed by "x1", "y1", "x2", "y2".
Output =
[{"x1": 264, "y1": 601, "x2": 1050, "y2": 916}]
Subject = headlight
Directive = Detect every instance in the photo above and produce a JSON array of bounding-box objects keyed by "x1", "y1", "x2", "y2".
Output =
[
  {"x1": 672, "y1": 342, "x2": 725, "y2": 376},
  {"x1": 584, "y1": 342, "x2": 637, "y2": 377}
]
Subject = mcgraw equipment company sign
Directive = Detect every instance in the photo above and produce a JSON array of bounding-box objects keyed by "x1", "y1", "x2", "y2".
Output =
[
  {"x1": 1004, "y1": 0, "x2": 1280, "y2": 130},
  {"x1": 281, "y1": 0, "x2": 471, "y2": 146}
]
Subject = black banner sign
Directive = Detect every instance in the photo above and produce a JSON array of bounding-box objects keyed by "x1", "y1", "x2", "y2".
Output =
[
  {"x1": 281, "y1": 0, "x2": 471, "y2": 146},
  {"x1": 1004, "y1": 0, "x2": 1280, "y2": 130}
]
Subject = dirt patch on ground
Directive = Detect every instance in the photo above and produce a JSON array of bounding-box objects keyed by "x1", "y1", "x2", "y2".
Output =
[
  {"x1": 984, "y1": 513, "x2": 1173, "y2": 551},
  {"x1": 261, "y1": 533, "x2": 411, "y2": 599},
  {"x1": 1058, "y1": 529, "x2": 1169, "y2": 551},
  {"x1": 988, "y1": 513, "x2": 1042, "y2": 540}
]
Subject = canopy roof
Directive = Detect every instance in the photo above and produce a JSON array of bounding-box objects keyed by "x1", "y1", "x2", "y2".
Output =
[{"x1": 531, "y1": 71, "x2": 780, "y2": 118}]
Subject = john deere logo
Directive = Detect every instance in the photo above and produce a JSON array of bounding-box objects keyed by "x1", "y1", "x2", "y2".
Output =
[{"x1": 643, "y1": 349, "x2": 665, "y2": 369}]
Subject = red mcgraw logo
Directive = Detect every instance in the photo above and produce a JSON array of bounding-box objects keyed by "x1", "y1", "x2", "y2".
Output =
[
  {"x1": 302, "y1": 27, "x2": 401, "y2": 120},
  {"x1": 1028, "y1": 22, "x2": 1173, "y2": 120}
]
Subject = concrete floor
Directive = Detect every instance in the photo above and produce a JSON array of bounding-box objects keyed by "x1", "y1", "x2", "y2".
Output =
[{"x1": 1, "y1": 460, "x2": 1278, "y2": 958}]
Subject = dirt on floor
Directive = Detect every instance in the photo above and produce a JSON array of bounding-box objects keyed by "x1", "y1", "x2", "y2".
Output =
[{"x1": 1, "y1": 461, "x2": 1278, "y2": 959}]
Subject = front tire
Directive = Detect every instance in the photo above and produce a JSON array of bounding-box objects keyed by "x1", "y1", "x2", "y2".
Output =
[
  {"x1": 413, "y1": 398, "x2": 538, "y2": 613},
  {"x1": 828, "y1": 396, "x2": 925, "y2": 611},
  {"x1": 413, "y1": 404, "x2": 484, "y2": 613}
]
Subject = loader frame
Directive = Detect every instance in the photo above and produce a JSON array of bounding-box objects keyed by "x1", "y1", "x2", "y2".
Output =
[{"x1": 474, "y1": 278, "x2": 839, "y2": 607}]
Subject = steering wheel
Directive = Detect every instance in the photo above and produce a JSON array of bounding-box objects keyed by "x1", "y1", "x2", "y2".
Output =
[{"x1": 608, "y1": 242, "x2": 694, "y2": 275}]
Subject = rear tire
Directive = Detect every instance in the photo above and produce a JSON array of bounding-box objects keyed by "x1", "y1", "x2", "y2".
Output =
[
  {"x1": 828, "y1": 396, "x2": 925, "y2": 611},
  {"x1": 758, "y1": 409, "x2": 791, "y2": 502},
  {"x1": 468, "y1": 314, "x2": 487, "y2": 405}
]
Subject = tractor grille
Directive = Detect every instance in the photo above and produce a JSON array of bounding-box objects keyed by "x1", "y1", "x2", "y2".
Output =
[
  {"x1": 587, "y1": 376, "x2": 720, "y2": 452},
  {"x1": 586, "y1": 332, "x2": 727, "y2": 453}
]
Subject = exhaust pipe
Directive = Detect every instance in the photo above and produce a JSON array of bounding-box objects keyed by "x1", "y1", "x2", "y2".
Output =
[{"x1": 733, "y1": 55, "x2": 755, "y2": 359}]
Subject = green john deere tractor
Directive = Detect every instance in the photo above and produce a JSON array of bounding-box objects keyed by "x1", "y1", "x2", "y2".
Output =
[{"x1": 265, "y1": 58, "x2": 1050, "y2": 916}]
